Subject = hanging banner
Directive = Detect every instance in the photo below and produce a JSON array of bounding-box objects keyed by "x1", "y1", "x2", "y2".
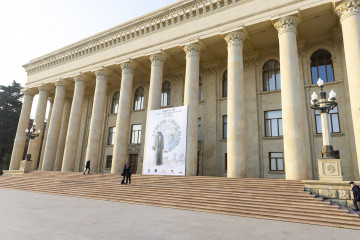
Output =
[{"x1": 143, "y1": 106, "x2": 188, "y2": 175}]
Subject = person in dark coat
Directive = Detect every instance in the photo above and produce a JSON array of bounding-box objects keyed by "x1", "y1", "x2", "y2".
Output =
[
  {"x1": 83, "y1": 159, "x2": 91, "y2": 175},
  {"x1": 121, "y1": 163, "x2": 132, "y2": 185},
  {"x1": 349, "y1": 181, "x2": 360, "y2": 211}
]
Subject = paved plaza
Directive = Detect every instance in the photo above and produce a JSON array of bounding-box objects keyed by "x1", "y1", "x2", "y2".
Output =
[{"x1": 0, "y1": 188, "x2": 358, "y2": 240}]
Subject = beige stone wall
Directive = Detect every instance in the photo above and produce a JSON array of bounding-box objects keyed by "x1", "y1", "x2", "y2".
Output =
[
  {"x1": 17, "y1": 0, "x2": 360, "y2": 180},
  {"x1": 47, "y1": 36, "x2": 358, "y2": 180}
]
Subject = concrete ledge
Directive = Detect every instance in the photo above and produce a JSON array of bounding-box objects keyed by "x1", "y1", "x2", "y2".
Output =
[
  {"x1": 303, "y1": 180, "x2": 359, "y2": 208},
  {"x1": 2, "y1": 170, "x2": 26, "y2": 176}
]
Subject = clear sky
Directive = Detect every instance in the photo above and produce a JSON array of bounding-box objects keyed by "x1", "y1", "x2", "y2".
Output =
[{"x1": 0, "y1": 0, "x2": 177, "y2": 117}]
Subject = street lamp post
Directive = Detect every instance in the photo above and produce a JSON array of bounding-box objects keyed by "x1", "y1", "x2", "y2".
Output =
[
  {"x1": 310, "y1": 78, "x2": 337, "y2": 158},
  {"x1": 310, "y1": 78, "x2": 342, "y2": 181},
  {"x1": 24, "y1": 122, "x2": 41, "y2": 162}
]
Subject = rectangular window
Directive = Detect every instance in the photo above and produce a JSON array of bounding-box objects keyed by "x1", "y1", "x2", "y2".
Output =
[
  {"x1": 108, "y1": 127, "x2": 115, "y2": 145},
  {"x1": 131, "y1": 124, "x2": 142, "y2": 144},
  {"x1": 224, "y1": 153, "x2": 227, "y2": 171},
  {"x1": 105, "y1": 155, "x2": 112, "y2": 169},
  {"x1": 223, "y1": 115, "x2": 227, "y2": 139},
  {"x1": 269, "y1": 152, "x2": 284, "y2": 171},
  {"x1": 315, "y1": 106, "x2": 341, "y2": 134},
  {"x1": 264, "y1": 110, "x2": 283, "y2": 137},
  {"x1": 198, "y1": 118, "x2": 201, "y2": 141}
]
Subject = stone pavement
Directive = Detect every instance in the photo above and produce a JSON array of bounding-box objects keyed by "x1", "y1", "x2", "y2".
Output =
[{"x1": 0, "y1": 188, "x2": 358, "y2": 240}]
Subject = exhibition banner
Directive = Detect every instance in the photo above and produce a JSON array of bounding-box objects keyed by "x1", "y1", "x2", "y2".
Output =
[{"x1": 143, "y1": 106, "x2": 188, "y2": 175}]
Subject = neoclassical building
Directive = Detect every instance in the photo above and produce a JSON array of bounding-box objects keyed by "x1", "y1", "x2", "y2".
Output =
[{"x1": 8, "y1": 0, "x2": 360, "y2": 180}]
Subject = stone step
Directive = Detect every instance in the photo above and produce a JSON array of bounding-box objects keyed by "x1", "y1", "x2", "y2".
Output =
[
  {"x1": 0, "y1": 178, "x2": 323, "y2": 203},
  {"x1": 1, "y1": 172, "x2": 359, "y2": 229},
  {"x1": 2, "y1": 185, "x2": 359, "y2": 229},
  {"x1": 0, "y1": 180, "x2": 347, "y2": 212}
]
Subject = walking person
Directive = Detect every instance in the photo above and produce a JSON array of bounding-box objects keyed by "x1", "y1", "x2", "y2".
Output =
[
  {"x1": 349, "y1": 181, "x2": 360, "y2": 211},
  {"x1": 83, "y1": 159, "x2": 91, "y2": 175},
  {"x1": 121, "y1": 163, "x2": 132, "y2": 185}
]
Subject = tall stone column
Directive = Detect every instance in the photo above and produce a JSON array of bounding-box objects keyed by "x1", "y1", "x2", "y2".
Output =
[
  {"x1": 112, "y1": 62, "x2": 136, "y2": 173},
  {"x1": 62, "y1": 75, "x2": 87, "y2": 172},
  {"x1": 142, "y1": 54, "x2": 166, "y2": 172},
  {"x1": 9, "y1": 89, "x2": 35, "y2": 170},
  {"x1": 224, "y1": 31, "x2": 247, "y2": 178},
  {"x1": 274, "y1": 16, "x2": 308, "y2": 180},
  {"x1": 148, "y1": 54, "x2": 166, "y2": 110},
  {"x1": 336, "y1": 0, "x2": 360, "y2": 177},
  {"x1": 28, "y1": 85, "x2": 49, "y2": 170},
  {"x1": 184, "y1": 44, "x2": 201, "y2": 176},
  {"x1": 85, "y1": 68, "x2": 109, "y2": 172},
  {"x1": 39, "y1": 98, "x2": 53, "y2": 170},
  {"x1": 53, "y1": 97, "x2": 72, "y2": 171},
  {"x1": 42, "y1": 80, "x2": 67, "y2": 171}
]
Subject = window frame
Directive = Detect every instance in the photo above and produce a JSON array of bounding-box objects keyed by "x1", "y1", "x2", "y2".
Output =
[
  {"x1": 131, "y1": 124, "x2": 142, "y2": 144},
  {"x1": 133, "y1": 86, "x2": 144, "y2": 110},
  {"x1": 310, "y1": 49, "x2": 335, "y2": 84},
  {"x1": 264, "y1": 110, "x2": 283, "y2": 137},
  {"x1": 223, "y1": 115, "x2": 227, "y2": 139},
  {"x1": 314, "y1": 106, "x2": 341, "y2": 134},
  {"x1": 111, "y1": 91, "x2": 120, "y2": 114},
  {"x1": 199, "y1": 76, "x2": 203, "y2": 101},
  {"x1": 105, "y1": 155, "x2": 112, "y2": 169},
  {"x1": 161, "y1": 81, "x2": 171, "y2": 107},
  {"x1": 269, "y1": 152, "x2": 284, "y2": 172},
  {"x1": 262, "y1": 60, "x2": 281, "y2": 92},
  {"x1": 108, "y1": 127, "x2": 115, "y2": 145},
  {"x1": 222, "y1": 71, "x2": 227, "y2": 98}
]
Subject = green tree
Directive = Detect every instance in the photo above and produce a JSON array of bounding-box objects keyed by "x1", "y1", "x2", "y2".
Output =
[{"x1": 0, "y1": 81, "x2": 23, "y2": 173}]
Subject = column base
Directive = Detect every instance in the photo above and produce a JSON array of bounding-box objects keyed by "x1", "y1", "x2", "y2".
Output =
[
  {"x1": 19, "y1": 160, "x2": 33, "y2": 173},
  {"x1": 318, "y1": 158, "x2": 343, "y2": 182}
]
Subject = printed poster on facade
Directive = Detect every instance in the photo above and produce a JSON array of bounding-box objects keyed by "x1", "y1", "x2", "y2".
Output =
[{"x1": 143, "y1": 106, "x2": 188, "y2": 176}]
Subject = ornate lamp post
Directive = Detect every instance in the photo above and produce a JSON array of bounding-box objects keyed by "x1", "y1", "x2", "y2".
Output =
[
  {"x1": 310, "y1": 78, "x2": 342, "y2": 181},
  {"x1": 24, "y1": 122, "x2": 41, "y2": 161},
  {"x1": 310, "y1": 78, "x2": 337, "y2": 158}
]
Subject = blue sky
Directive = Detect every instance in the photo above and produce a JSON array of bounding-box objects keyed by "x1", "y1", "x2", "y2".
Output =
[{"x1": 0, "y1": 0, "x2": 177, "y2": 87}]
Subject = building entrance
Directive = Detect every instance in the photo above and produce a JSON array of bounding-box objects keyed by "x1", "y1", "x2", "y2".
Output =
[{"x1": 129, "y1": 154, "x2": 138, "y2": 174}]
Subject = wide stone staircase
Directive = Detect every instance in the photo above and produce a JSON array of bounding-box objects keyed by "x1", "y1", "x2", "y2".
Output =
[{"x1": 0, "y1": 171, "x2": 359, "y2": 229}]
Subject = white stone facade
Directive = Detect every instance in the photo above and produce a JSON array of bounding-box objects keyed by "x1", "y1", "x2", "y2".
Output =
[{"x1": 9, "y1": 0, "x2": 360, "y2": 180}]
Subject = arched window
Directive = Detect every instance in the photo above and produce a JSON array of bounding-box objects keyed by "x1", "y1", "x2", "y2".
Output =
[
  {"x1": 199, "y1": 76, "x2": 203, "y2": 101},
  {"x1": 310, "y1": 49, "x2": 335, "y2": 84},
  {"x1": 161, "y1": 81, "x2": 171, "y2": 106},
  {"x1": 133, "y1": 87, "x2": 144, "y2": 110},
  {"x1": 263, "y1": 60, "x2": 280, "y2": 91},
  {"x1": 222, "y1": 71, "x2": 227, "y2": 98},
  {"x1": 111, "y1": 91, "x2": 119, "y2": 113}
]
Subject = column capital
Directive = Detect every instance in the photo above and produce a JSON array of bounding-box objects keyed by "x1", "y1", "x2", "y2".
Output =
[
  {"x1": 74, "y1": 74, "x2": 88, "y2": 87},
  {"x1": 150, "y1": 53, "x2": 166, "y2": 66},
  {"x1": 38, "y1": 84, "x2": 50, "y2": 95},
  {"x1": 184, "y1": 43, "x2": 201, "y2": 58},
  {"x1": 94, "y1": 68, "x2": 111, "y2": 79},
  {"x1": 273, "y1": 16, "x2": 300, "y2": 36},
  {"x1": 224, "y1": 31, "x2": 246, "y2": 46},
  {"x1": 21, "y1": 88, "x2": 36, "y2": 96},
  {"x1": 336, "y1": 0, "x2": 360, "y2": 23},
  {"x1": 55, "y1": 79, "x2": 67, "y2": 90},
  {"x1": 120, "y1": 62, "x2": 136, "y2": 74}
]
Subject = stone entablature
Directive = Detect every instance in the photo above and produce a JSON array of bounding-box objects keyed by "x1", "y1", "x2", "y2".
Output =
[{"x1": 23, "y1": 0, "x2": 248, "y2": 75}]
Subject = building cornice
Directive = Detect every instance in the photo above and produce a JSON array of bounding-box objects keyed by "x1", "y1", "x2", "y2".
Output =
[{"x1": 23, "y1": 0, "x2": 248, "y2": 75}]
